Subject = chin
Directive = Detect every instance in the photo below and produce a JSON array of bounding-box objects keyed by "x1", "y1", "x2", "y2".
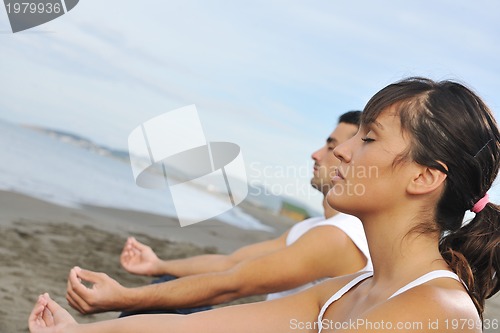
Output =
[{"x1": 326, "y1": 190, "x2": 353, "y2": 214}]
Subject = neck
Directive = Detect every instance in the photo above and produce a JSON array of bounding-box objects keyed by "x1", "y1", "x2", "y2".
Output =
[
  {"x1": 361, "y1": 208, "x2": 448, "y2": 283},
  {"x1": 323, "y1": 197, "x2": 338, "y2": 219}
]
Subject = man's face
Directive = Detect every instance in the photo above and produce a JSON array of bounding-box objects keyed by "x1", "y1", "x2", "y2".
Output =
[{"x1": 311, "y1": 122, "x2": 359, "y2": 195}]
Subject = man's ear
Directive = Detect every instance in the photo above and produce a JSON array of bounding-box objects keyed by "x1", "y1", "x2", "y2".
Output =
[{"x1": 407, "y1": 163, "x2": 447, "y2": 195}]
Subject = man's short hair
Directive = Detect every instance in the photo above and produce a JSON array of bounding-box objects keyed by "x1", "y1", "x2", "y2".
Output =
[{"x1": 338, "y1": 110, "x2": 362, "y2": 126}]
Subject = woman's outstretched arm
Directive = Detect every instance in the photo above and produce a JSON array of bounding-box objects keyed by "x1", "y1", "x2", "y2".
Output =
[{"x1": 30, "y1": 285, "x2": 323, "y2": 333}]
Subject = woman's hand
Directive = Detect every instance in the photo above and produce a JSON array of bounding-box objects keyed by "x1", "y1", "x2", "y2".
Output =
[{"x1": 29, "y1": 293, "x2": 77, "y2": 333}]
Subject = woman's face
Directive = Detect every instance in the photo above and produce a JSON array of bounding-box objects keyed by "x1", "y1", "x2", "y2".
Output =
[{"x1": 326, "y1": 106, "x2": 417, "y2": 218}]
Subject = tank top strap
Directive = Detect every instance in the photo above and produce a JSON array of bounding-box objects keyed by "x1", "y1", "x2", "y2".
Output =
[
  {"x1": 388, "y1": 270, "x2": 463, "y2": 299},
  {"x1": 317, "y1": 271, "x2": 373, "y2": 332}
]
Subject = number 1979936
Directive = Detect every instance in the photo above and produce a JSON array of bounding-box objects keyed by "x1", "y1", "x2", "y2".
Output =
[
  {"x1": 444, "y1": 318, "x2": 498, "y2": 330},
  {"x1": 6, "y1": 2, "x2": 62, "y2": 14}
]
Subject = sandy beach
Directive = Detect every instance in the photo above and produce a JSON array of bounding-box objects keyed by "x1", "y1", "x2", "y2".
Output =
[
  {"x1": 1, "y1": 190, "x2": 498, "y2": 332},
  {"x1": 0, "y1": 190, "x2": 292, "y2": 332}
]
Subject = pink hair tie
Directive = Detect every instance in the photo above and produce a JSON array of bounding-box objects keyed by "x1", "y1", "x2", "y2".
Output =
[{"x1": 471, "y1": 193, "x2": 489, "y2": 213}]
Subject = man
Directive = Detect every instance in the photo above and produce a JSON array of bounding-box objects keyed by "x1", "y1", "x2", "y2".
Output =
[{"x1": 66, "y1": 111, "x2": 371, "y2": 314}]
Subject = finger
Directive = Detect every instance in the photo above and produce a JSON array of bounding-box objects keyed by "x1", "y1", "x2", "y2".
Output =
[
  {"x1": 44, "y1": 293, "x2": 66, "y2": 316},
  {"x1": 41, "y1": 294, "x2": 55, "y2": 326},
  {"x1": 29, "y1": 299, "x2": 44, "y2": 321},
  {"x1": 29, "y1": 295, "x2": 48, "y2": 329},
  {"x1": 121, "y1": 253, "x2": 132, "y2": 267},
  {"x1": 66, "y1": 268, "x2": 93, "y2": 313},
  {"x1": 66, "y1": 288, "x2": 83, "y2": 313},
  {"x1": 121, "y1": 237, "x2": 133, "y2": 255},
  {"x1": 42, "y1": 305, "x2": 54, "y2": 327},
  {"x1": 29, "y1": 304, "x2": 46, "y2": 330},
  {"x1": 130, "y1": 247, "x2": 142, "y2": 258},
  {"x1": 67, "y1": 287, "x2": 92, "y2": 314},
  {"x1": 125, "y1": 237, "x2": 136, "y2": 251},
  {"x1": 129, "y1": 237, "x2": 149, "y2": 251},
  {"x1": 120, "y1": 244, "x2": 130, "y2": 258},
  {"x1": 68, "y1": 267, "x2": 92, "y2": 291},
  {"x1": 74, "y1": 267, "x2": 102, "y2": 284},
  {"x1": 121, "y1": 248, "x2": 140, "y2": 267},
  {"x1": 120, "y1": 246, "x2": 134, "y2": 262},
  {"x1": 66, "y1": 271, "x2": 82, "y2": 312},
  {"x1": 45, "y1": 293, "x2": 78, "y2": 326}
]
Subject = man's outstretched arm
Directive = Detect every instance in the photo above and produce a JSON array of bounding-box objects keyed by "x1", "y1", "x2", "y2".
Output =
[
  {"x1": 67, "y1": 225, "x2": 366, "y2": 314},
  {"x1": 120, "y1": 231, "x2": 289, "y2": 277}
]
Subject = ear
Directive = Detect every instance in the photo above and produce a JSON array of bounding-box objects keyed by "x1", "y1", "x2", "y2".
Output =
[{"x1": 407, "y1": 163, "x2": 447, "y2": 195}]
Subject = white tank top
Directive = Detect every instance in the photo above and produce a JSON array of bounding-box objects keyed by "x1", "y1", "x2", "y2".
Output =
[
  {"x1": 317, "y1": 270, "x2": 463, "y2": 333},
  {"x1": 266, "y1": 213, "x2": 371, "y2": 301}
]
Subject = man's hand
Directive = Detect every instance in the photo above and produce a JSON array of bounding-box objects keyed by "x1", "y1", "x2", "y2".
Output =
[
  {"x1": 66, "y1": 267, "x2": 129, "y2": 314},
  {"x1": 29, "y1": 293, "x2": 77, "y2": 333},
  {"x1": 120, "y1": 237, "x2": 162, "y2": 276}
]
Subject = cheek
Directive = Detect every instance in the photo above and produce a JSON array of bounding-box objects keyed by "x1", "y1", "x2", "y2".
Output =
[
  {"x1": 325, "y1": 164, "x2": 395, "y2": 213},
  {"x1": 326, "y1": 182, "x2": 394, "y2": 217},
  {"x1": 318, "y1": 156, "x2": 338, "y2": 176},
  {"x1": 324, "y1": 154, "x2": 339, "y2": 168}
]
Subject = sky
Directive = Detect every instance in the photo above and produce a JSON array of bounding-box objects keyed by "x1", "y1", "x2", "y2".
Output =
[{"x1": 1, "y1": 0, "x2": 499, "y2": 211}]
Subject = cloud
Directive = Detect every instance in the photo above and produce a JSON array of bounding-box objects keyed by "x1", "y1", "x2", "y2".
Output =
[{"x1": 1, "y1": 0, "x2": 499, "y2": 209}]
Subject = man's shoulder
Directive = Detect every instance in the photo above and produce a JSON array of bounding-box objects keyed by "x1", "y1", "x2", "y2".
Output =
[
  {"x1": 287, "y1": 214, "x2": 362, "y2": 240},
  {"x1": 286, "y1": 216, "x2": 325, "y2": 239},
  {"x1": 315, "y1": 213, "x2": 363, "y2": 232}
]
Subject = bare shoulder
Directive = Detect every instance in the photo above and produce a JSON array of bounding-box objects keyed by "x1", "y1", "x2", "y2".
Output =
[
  {"x1": 289, "y1": 225, "x2": 366, "y2": 276},
  {"x1": 359, "y1": 283, "x2": 481, "y2": 333}
]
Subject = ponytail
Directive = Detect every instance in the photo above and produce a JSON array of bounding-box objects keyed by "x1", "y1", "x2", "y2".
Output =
[{"x1": 439, "y1": 203, "x2": 500, "y2": 317}]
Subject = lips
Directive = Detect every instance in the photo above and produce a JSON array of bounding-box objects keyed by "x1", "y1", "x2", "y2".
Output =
[{"x1": 334, "y1": 168, "x2": 345, "y2": 180}]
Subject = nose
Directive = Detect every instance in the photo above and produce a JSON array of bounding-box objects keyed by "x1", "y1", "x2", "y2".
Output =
[
  {"x1": 311, "y1": 146, "x2": 324, "y2": 162},
  {"x1": 333, "y1": 139, "x2": 352, "y2": 163}
]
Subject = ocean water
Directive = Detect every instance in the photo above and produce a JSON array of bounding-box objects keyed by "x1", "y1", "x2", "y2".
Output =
[
  {"x1": 0, "y1": 120, "x2": 272, "y2": 231},
  {"x1": 1, "y1": 119, "x2": 499, "y2": 231}
]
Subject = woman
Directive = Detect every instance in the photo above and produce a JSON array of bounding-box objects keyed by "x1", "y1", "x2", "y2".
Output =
[{"x1": 29, "y1": 77, "x2": 499, "y2": 332}]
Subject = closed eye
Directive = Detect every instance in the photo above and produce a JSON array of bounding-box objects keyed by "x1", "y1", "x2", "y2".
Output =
[{"x1": 361, "y1": 137, "x2": 375, "y2": 143}]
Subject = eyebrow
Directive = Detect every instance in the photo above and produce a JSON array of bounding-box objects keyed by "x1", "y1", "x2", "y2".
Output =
[{"x1": 327, "y1": 137, "x2": 337, "y2": 144}]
